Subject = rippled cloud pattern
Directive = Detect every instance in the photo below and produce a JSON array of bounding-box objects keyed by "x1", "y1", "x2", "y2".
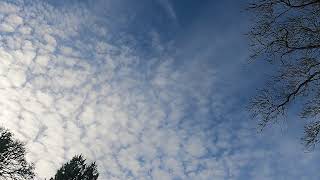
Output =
[{"x1": 0, "y1": 1, "x2": 319, "y2": 180}]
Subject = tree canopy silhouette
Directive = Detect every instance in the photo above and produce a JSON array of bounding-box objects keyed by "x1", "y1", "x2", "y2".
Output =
[
  {"x1": 247, "y1": 0, "x2": 320, "y2": 149},
  {"x1": 50, "y1": 155, "x2": 99, "y2": 180},
  {"x1": 0, "y1": 127, "x2": 35, "y2": 179}
]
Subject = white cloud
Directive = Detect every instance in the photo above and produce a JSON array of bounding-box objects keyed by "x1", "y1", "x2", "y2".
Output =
[
  {"x1": 0, "y1": 23, "x2": 15, "y2": 32},
  {"x1": 152, "y1": 168, "x2": 172, "y2": 180},
  {"x1": 0, "y1": 2, "x2": 19, "y2": 14},
  {"x1": 5, "y1": 14, "x2": 23, "y2": 27},
  {"x1": 156, "y1": 0, "x2": 177, "y2": 21},
  {"x1": 19, "y1": 25, "x2": 33, "y2": 35},
  {"x1": 7, "y1": 67, "x2": 26, "y2": 87},
  {"x1": 186, "y1": 137, "x2": 207, "y2": 158}
]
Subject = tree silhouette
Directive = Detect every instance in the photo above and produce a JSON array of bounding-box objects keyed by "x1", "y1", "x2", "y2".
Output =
[
  {"x1": 50, "y1": 155, "x2": 99, "y2": 180},
  {"x1": 247, "y1": 0, "x2": 320, "y2": 149},
  {"x1": 0, "y1": 127, "x2": 35, "y2": 179}
]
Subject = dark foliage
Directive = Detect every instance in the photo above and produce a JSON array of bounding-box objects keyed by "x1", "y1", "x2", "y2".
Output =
[
  {"x1": 0, "y1": 127, "x2": 35, "y2": 179},
  {"x1": 50, "y1": 155, "x2": 99, "y2": 180}
]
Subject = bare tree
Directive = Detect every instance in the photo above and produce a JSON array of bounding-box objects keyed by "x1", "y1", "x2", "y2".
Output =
[
  {"x1": 247, "y1": 0, "x2": 320, "y2": 149},
  {"x1": 0, "y1": 127, "x2": 35, "y2": 179}
]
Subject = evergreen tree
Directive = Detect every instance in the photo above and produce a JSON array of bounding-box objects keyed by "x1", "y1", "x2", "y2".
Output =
[
  {"x1": 0, "y1": 127, "x2": 35, "y2": 179},
  {"x1": 50, "y1": 155, "x2": 99, "y2": 180}
]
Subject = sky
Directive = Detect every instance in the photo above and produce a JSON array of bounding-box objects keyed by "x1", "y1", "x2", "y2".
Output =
[{"x1": 0, "y1": 0, "x2": 319, "y2": 179}]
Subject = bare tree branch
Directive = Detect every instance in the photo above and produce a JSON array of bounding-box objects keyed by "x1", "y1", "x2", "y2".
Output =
[{"x1": 247, "y1": 0, "x2": 320, "y2": 148}]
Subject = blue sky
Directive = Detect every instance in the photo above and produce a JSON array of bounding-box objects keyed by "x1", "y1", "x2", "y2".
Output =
[{"x1": 0, "y1": 0, "x2": 319, "y2": 179}]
